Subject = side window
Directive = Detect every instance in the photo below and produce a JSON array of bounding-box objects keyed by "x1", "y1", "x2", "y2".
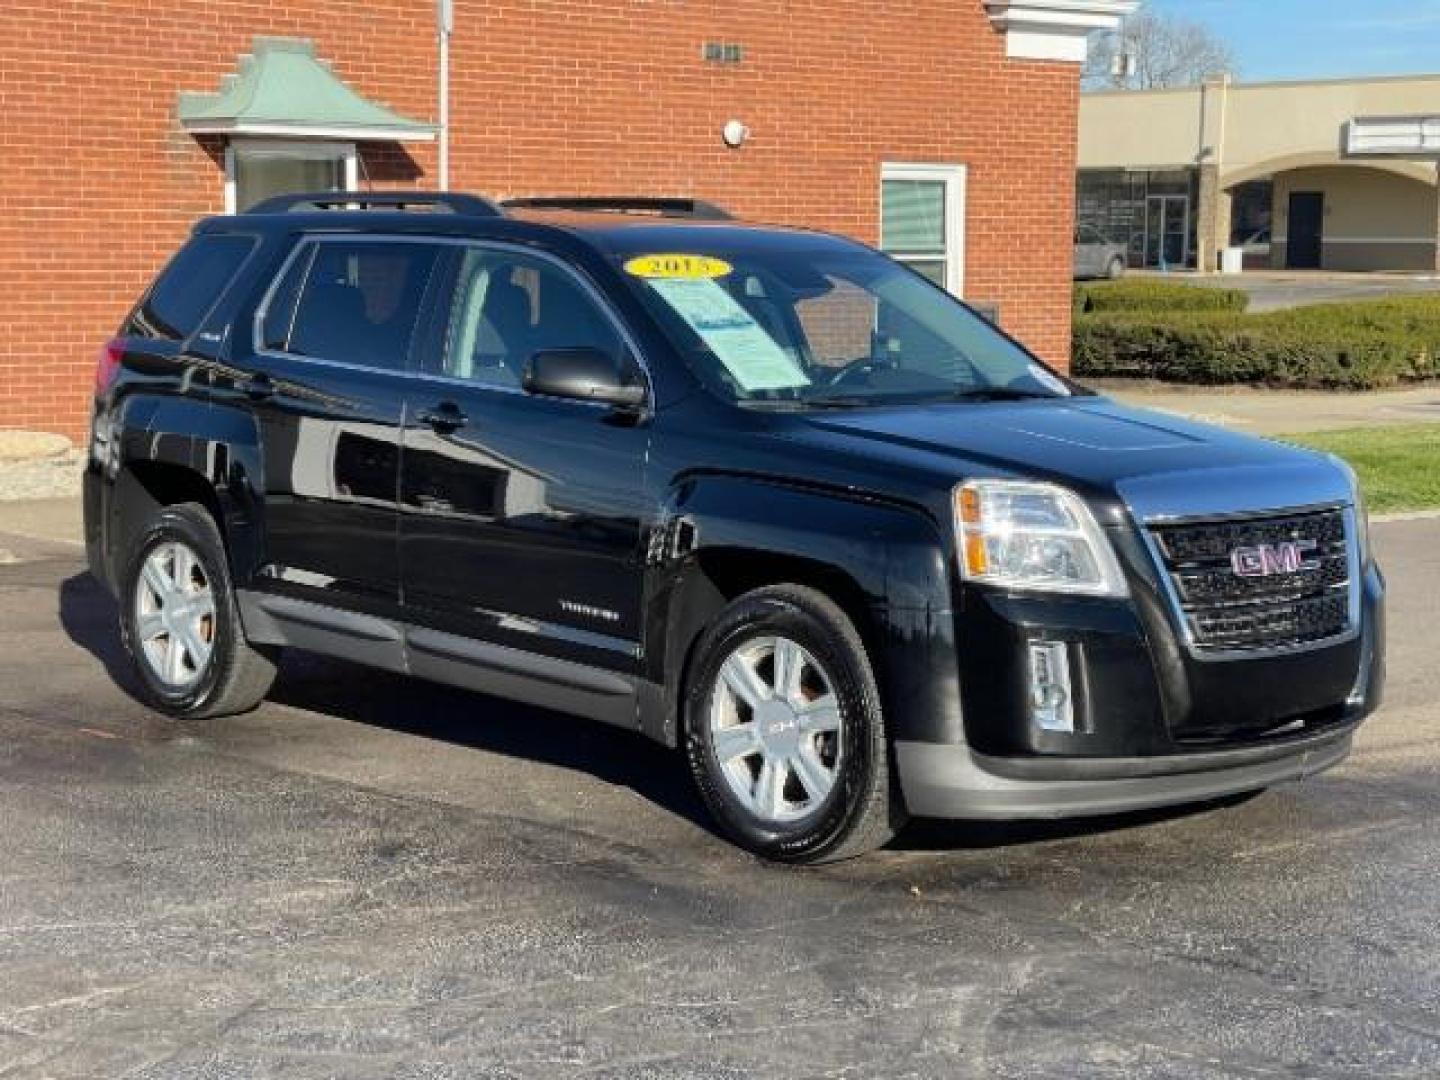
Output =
[
  {"x1": 128, "y1": 234, "x2": 256, "y2": 341},
  {"x1": 436, "y1": 247, "x2": 626, "y2": 388},
  {"x1": 259, "y1": 242, "x2": 314, "y2": 352},
  {"x1": 285, "y1": 241, "x2": 442, "y2": 371}
]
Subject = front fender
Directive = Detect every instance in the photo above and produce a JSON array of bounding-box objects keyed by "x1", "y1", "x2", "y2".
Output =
[{"x1": 642, "y1": 473, "x2": 961, "y2": 747}]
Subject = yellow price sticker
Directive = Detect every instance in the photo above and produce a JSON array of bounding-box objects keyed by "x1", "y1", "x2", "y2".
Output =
[{"x1": 624, "y1": 254, "x2": 733, "y2": 280}]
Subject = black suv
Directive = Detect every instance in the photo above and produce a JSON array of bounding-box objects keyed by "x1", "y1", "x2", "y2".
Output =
[{"x1": 85, "y1": 192, "x2": 1385, "y2": 862}]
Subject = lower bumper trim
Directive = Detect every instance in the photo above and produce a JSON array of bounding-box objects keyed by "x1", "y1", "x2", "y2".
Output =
[{"x1": 895, "y1": 731, "x2": 1354, "y2": 821}]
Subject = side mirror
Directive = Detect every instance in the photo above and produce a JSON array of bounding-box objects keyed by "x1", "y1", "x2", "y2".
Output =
[{"x1": 523, "y1": 348, "x2": 646, "y2": 411}]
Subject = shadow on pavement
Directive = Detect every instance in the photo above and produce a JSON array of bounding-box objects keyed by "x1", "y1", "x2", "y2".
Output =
[
  {"x1": 57, "y1": 571, "x2": 712, "y2": 832},
  {"x1": 894, "y1": 790, "x2": 1262, "y2": 853},
  {"x1": 58, "y1": 570, "x2": 147, "y2": 703},
  {"x1": 57, "y1": 570, "x2": 1250, "y2": 854}
]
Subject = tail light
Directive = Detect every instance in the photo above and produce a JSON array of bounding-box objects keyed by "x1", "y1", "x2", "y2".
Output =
[{"x1": 94, "y1": 339, "x2": 125, "y2": 395}]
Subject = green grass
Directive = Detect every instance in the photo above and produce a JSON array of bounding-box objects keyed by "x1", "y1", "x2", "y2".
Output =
[{"x1": 1279, "y1": 424, "x2": 1440, "y2": 514}]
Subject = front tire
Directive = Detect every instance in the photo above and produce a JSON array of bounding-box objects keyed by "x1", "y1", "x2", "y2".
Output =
[
  {"x1": 684, "y1": 585, "x2": 903, "y2": 863},
  {"x1": 118, "y1": 502, "x2": 278, "y2": 719}
]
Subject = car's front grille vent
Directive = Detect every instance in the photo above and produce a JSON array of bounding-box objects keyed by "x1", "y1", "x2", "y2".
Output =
[{"x1": 1148, "y1": 508, "x2": 1353, "y2": 655}]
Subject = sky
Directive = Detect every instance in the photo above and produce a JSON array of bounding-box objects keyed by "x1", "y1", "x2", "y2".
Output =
[{"x1": 1141, "y1": 0, "x2": 1440, "y2": 82}]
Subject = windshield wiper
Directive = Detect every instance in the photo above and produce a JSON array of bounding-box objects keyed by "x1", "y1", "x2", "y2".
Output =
[
  {"x1": 795, "y1": 395, "x2": 876, "y2": 410},
  {"x1": 946, "y1": 388, "x2": 1060, "y2": 403}
]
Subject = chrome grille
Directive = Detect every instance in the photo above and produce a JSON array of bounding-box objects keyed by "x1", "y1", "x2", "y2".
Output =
[{"x1": 1148, "y1": 508, "x2": 1353, "y2": 655}]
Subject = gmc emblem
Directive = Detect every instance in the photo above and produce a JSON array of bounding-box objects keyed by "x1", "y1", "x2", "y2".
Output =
[{"x1": 1231, "y1": 540, "x2": 1320, "y2": 578}]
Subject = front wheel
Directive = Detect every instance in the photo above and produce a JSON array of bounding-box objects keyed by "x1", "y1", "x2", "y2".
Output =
[
  {"x1": 684, "y1": 585, "x2": 904, "y2": 863},
  {"x1": 118, "y1": 502, "x2": 278, "y2": 719}
]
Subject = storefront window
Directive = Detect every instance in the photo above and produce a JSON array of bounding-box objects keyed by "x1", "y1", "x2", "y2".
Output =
[
  {"x1": 1077, "y1": 169, "x2": 1199, "y2": 269},
  {"x1": 1230, "y1": 180, "x2": 1274, "y2": 248}
]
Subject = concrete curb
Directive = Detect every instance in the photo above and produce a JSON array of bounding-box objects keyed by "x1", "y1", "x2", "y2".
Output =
[{"x1": 1373, "y1": 509, "x2": 1440, "y2": 524}]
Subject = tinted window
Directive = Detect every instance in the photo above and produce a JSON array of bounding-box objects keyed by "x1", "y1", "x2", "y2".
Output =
[
  {"x1": 286, "y1": 241, "x2": 441, "y2": 371},
  {"x1": 129, "y1": 234, "x2": 256, "y2": 341},
  {"x1": 260, "y1": 243, "x2": 315, "y2": 351},
  {"x1": 435, "y1": 247, "x2": 625, "y2": 388}
]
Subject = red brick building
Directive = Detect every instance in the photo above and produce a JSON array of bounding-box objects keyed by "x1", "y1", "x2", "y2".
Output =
[{"x1": 0, "y1": 1, "x2": 1133, "y2": 443}]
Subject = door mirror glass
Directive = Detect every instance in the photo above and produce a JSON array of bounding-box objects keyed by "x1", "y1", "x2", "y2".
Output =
[{"x1": 524, "y1": 348, "x2": 645, "y2": 409}]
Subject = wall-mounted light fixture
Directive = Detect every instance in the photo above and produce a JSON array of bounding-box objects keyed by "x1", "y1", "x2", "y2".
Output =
[{"x1": 722, "y1": 120, "x2": 750, "y2": 149}]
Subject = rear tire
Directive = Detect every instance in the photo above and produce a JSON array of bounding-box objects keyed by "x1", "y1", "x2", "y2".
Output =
[
  {"x1": 118, "y1": 502, "x2": 278, "y2": 719},
  {"x1": 684, "y1": 585, "x2": 904, "y2": 863}
]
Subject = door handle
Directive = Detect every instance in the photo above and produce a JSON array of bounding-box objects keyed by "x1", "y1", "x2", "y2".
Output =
[
  {"x1": 417, "y1": 402, "x2": 469, "y2": 432},
  {"x1": 241, "y1": 373, "x2": 276, "y2": 401}
]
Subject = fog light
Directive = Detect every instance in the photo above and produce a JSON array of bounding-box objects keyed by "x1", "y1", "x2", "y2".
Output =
[{"x1": 1028, "y1": 641, "x2": 1074, "y2": 733}]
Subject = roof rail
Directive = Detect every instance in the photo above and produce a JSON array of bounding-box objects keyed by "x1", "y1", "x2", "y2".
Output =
[
  {"x1": 245, "y1": 191, "x2": 504, "y2": 217},
  {"x1": 501, "y1": 196, "x2": 734, "y2": 221}
]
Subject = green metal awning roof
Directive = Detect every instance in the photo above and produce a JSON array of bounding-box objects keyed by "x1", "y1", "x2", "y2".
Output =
[{"x1": 179, "y1": 37, "x2": 435, "y2": 141}]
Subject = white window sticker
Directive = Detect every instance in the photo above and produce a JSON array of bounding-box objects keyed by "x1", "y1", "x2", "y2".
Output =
[{"x1": 648, "y1": 278, "x2": 809, "y2": 392}]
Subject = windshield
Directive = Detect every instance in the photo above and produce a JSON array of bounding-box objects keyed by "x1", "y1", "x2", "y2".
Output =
[{"x1": 612, "y1": 241, "x2": 1077, "y2": 408}]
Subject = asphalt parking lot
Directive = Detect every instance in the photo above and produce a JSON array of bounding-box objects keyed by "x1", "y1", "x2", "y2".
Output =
[
  {"x1": 1139, "y1": 270, "x2": 1440, "y2": 313},
  {"x1": 1, "y1": 516, "x2": 1437, "y2": 1078}
]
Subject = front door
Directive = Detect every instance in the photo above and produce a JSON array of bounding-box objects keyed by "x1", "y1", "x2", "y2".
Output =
[
  {"x1": 399, "y1": 244, "x2": 651, "y2": 676},
  {"x1": 223, "y1": 236, "x2": 444, "y2": 618},
  {"x1": 1286, "y1": 192, "x2": 1324, "y2": 270},
  {"x1": 1144, "y1": 195, "x2": 1190, "y2": 269}
]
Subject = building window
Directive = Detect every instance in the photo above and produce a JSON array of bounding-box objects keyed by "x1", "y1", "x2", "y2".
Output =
[
  {"x1": 1077, "y1": 168, "x2": 1199, "y2": 270},
  {"x1": 881, "y1": 164, "x2": 967, "y2": 296},
  {"x1": 225, "y1": 140, "x2": 357, "y2": 213}
]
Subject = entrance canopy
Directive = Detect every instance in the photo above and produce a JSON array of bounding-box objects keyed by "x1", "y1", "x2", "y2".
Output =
[{"x1": 179, "y1": 37, "x2": 435, "y2": 142}]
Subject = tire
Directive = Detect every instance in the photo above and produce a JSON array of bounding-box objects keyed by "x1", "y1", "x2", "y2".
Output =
[
  {"x1": 1107, "y1": 256, "x2": 1126, "y2": 280},
  {"x1": 683, "y1": 585, "x2": 904, "y2": 863},
  {"x1": 118, "y1": 502, "x2": 278, "y2": 719}
]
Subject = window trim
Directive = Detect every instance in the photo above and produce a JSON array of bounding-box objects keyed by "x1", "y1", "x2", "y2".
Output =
[
  {"x1": 224, "y1": 138, "x2": 359, "y2": 215},
  {"x1": 880, "y1": 163, "x2": 968, "y2": 298}
]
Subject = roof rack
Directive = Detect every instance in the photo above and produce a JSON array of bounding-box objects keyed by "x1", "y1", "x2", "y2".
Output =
[
  {"x1": 245, "y1": 191, "x2": 503, "y2": 217},
  {"x1": 501, "y1": 196, "x2": 734, "y2": 221}
]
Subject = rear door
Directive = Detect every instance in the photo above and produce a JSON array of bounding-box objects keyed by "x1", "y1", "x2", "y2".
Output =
[
  {"x1": 398, "y1": 242, "x2": 651, "y2": 676},
  {"x1": 220, "y1": 236, "x2": 445, "y2": 620}
]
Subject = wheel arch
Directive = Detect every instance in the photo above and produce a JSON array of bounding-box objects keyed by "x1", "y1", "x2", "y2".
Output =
[
  {"x1": 641, "y1": 473, "x2": 959, "y2": 750},
  {"x1": 99, "y1": 394, "x2": 266, "y2": 590}
]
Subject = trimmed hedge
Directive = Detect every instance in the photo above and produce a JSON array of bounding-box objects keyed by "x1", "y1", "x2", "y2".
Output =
[
  {"x1": 1074, "y1": 296, "x2": 1440, "y2": 390},
  {"x1": 1074, "y1": 280, "x2": 1249, "y2": 316}
]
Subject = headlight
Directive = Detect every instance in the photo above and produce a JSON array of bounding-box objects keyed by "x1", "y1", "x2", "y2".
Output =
[
  {"x1": 955, "y1": 480, "x2": 1128, "y2": 598},
  {"x1": 1331, "y1": 456, "x2": 1371, "y2": 567}
]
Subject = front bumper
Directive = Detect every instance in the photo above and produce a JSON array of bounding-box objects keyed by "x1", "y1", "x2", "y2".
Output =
[
  {"x1": 896, "y1": 724, "x2": 1354, "y2": 820},
  {"x1": 890, "y1": 542, "x2": 1385, "y2": 822}
]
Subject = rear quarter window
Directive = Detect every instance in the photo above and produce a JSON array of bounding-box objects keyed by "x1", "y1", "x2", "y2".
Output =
[{"x1": 127, "y1": 234, "x2": 257, "y2": 341}]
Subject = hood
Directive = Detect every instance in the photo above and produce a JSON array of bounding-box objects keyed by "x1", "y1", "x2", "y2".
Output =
[{"x1": 792, "y1": 395, "x2": 1352, "y2": 517}]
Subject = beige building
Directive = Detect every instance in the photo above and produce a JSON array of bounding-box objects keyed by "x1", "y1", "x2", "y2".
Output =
[{"x1": 1079, "y1": 73, "x2": 1440, "y2": 273}]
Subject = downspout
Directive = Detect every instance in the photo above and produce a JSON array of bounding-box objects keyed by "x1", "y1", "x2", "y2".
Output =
[{"x1": 437, "y1": 0, "x2": 453, "y2": 191}]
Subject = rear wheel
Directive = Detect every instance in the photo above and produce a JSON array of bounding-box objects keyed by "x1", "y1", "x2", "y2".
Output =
[
  {"x1": 684, "y1": 585, "x2": 903, "y2": 863},
  {"x1": 118, "y1": 502, "x2": 278, "y2": 718}
]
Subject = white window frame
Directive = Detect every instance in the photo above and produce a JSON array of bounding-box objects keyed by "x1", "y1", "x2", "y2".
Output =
[
  {"x1": 880, "y1": 163, "x2": 968, "y2": 297},
  {"x1": 223, "y1": 139, "x2": 358, "y2": 214}
]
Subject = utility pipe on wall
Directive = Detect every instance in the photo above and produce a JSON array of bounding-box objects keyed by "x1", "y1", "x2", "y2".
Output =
[{"x1": 437, "y1": 0, "x2": 453, "y2": 190}]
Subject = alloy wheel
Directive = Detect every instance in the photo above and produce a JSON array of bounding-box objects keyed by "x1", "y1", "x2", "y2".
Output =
[
  {"x1": 708, "y1": 635, "x2": 844, "y2": 825},
  {"x1": 133, "y1": 541, "x2": 217, "y2": 690}
]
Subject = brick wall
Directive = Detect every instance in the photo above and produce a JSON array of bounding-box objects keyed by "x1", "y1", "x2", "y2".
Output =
[{"x1": 0, "y1": 1, "x2": 1079, "y2": 444}]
